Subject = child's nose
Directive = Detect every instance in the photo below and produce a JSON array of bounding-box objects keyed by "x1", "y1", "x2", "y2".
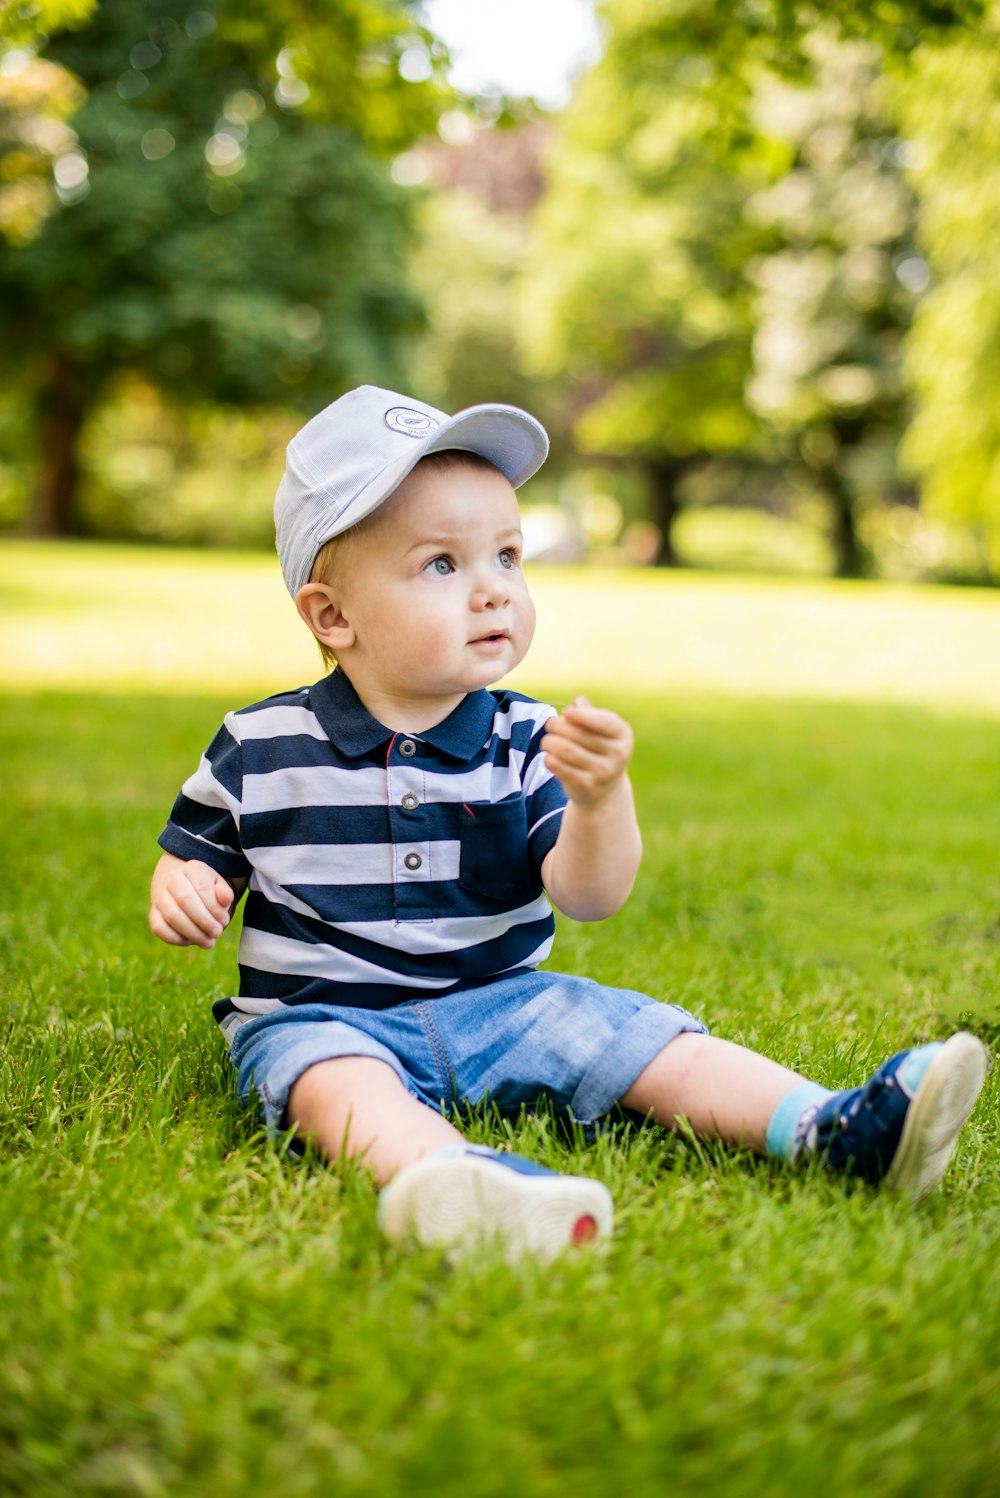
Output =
[{"x1": 474, "y1": 570, "x2": 510, "y2": 608}]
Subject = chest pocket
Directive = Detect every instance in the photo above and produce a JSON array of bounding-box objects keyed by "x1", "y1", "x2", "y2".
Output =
[{"x1": 458, "y1": 798, "x2": 538, "y2": 905}]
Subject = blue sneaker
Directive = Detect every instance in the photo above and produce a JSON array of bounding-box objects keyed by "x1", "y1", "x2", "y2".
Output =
[
  {"x1": 799, "y1": 1032, "x2": 988, "y2": 1197},
  {"x1": 377, "y1": 1145, "x2": 614, "y2": 1261}
]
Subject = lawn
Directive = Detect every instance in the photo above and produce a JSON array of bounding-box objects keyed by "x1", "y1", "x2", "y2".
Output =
[{"x1": 2, "y1": 542, "x2": 999, "y2": 1496}]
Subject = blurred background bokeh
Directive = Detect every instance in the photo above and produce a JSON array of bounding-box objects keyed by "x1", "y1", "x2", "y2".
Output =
[{"x1": 2, "y1": 0, "x2": 998, "y2": 586}]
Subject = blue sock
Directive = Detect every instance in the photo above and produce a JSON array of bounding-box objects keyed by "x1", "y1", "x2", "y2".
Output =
[{"x1": 765, "y1": 1081, "x2": 835, "y2": 1162}]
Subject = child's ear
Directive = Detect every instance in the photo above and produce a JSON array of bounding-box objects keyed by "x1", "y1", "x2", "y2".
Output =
[{"x1": 295, "y1": 583, "x2": 355, "y2": 651}]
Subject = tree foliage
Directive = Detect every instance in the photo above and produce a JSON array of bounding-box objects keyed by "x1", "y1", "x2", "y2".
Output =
[
  {"x1": 743, "y1": 39, "x2": 922, "y2": 575},
  {"x1": 5, "y1": 0, "x2": 998, "y2": 574},
  {"x1": 0, "y1": 0, "x2": 96, "y2": 43},
  {"x1": 519, "y1": 0, "x2": 937, "y2": 572},
  {"x1": 518, "y1": 4, "x2": 772, "y2": 561},
  {"x1": 404, "y1": 122, "x2": 562, "y2": 464},
  {"x1": 0, "y1": 0, "x2": 449, "y2": 532},
  {"x1": 894, "y1": 4, "x2": 1000, "y2": 575},
  {"x1": 626, "y1": 0, "x2": 988, "y2": 74}
]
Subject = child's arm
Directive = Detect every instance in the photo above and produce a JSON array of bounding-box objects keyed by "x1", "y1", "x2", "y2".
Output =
[
  {"x1": 149, "y1": 852, "x2": 246, "y2": 951},
  {"x1": 539, "y1": 697, "x2": 642, "y2": 922}
]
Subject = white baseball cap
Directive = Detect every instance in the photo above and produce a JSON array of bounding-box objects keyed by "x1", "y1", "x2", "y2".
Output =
[{"x1": 274, "y1": 384, "x2": 550, "y2": 596}]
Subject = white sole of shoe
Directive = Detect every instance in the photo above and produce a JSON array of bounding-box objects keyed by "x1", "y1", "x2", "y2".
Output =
[
  {"x1": 884, "y1": 1031, "x2": 989, "y2": 1198},
  {"x1": 378, "y1": 1154, "x2": 615, "y2": 1262}
]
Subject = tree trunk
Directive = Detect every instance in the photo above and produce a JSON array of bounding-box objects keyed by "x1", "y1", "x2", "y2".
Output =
[
  {"x1": 28, "y1": 354, "x2": 90, "y2": 536},
  {"x1": 816, "y1": 459, "x2": 863, "y2": 579},
  {"x1": 646, "y1": 456, "x2": 686, "y2": 566}
]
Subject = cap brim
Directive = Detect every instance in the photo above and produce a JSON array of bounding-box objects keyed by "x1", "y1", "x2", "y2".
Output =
[{"x1": 339, "y1": 401, "x2": 549, "y2": 536}]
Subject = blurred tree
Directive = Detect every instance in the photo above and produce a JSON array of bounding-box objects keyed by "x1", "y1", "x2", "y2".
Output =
[
  {"x1": 519, "y1": 1, "x2": 934, "y2": 573},
  {"x1": 744, "y1": 39, "x2": 923, "y2": 577},
  {"x1": 0, "y1": 0, "x2": 449, "y2": 534},
  {"x1": 640, "y1": 0, "x2": 986, "y2": 73},
  {"x1": 406, "y1": 119, "x2": 562, "y2": 435},
  {"x1": 0, "y1": 46, "x2": 83, "y2": 246},
  {"x1": 0, "y1": 0, "x2": 96, "y2": 40},
  {"x1": 894, "y1": 6, "x2": 1000, "y2": 579},
  {"x1": 518, "y1": 4, "x2": 773, "y2": 564}
]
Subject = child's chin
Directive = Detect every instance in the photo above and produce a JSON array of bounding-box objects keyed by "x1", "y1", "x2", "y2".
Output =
[{"x1": 460, "y1": 668, "x2": 504, "y2": 695}]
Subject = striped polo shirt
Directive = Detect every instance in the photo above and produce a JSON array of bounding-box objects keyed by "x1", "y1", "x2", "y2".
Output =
[{"x1": 158, "y1": 670, "x2": 567, "y2": 1034}]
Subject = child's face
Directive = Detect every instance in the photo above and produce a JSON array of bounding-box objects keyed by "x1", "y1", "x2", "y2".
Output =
[{"x1": 330, "y1": 459, "x2": 535, "y2": 725}]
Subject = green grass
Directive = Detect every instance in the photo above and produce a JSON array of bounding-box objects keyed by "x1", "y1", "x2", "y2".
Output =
[{"x1": 2, "y1": 549, "x2": 1000, "y2": 1495}]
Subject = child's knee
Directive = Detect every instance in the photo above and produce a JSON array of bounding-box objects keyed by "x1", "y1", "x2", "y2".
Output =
[{"x1": 289, "y1": 1053, "x2": 405, "y2": 1116}]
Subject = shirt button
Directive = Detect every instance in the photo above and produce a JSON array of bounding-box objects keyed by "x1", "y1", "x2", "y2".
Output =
[
  {"x1": 404, "y1": 852, "x2": 422, "y2": 870},
  {"x1": 399, "y1": 739, "x2": 417, "y2": 757},
  {"x1": 401, "y1": 793, "x2": 419, "y2": 810}
]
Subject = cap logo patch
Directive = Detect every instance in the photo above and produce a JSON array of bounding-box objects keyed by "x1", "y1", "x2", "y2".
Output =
[{"x1": 384, "y1": 406, "x2": 439, "y2": 438}]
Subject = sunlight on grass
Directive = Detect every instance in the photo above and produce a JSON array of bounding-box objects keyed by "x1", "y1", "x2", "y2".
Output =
[
  {"x1": 3, "y1": 570, "x2": 1000, "y2": 1497},
  {"x1": 3, "y1": 538, "x2": 1000, "y2": 712}
]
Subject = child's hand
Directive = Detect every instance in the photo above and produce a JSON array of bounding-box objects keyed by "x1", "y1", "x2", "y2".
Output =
[
  {"x1": 149, "y1": 853, "x2": 237, "y2": 950},
  {"x1": 541, "y1": 697, "x2": 634, "y2": 807}
]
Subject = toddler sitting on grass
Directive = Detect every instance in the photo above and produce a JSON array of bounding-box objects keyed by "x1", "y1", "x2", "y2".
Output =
[{"x1": 150, "y1": 384, "x2": 988, "y2": 1259}]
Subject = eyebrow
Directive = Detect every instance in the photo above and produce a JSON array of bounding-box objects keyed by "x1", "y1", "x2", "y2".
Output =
[{"x1": 405, "y1": 527, "x2": 523, "y2": 557}]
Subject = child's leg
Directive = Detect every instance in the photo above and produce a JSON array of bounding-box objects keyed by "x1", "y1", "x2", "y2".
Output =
[
  {"x1": 288, "y1": 1055, "x2": 464, "y2": 1186},
  {"x1": 619, "y1": 1033, "x2": 807, "y2": 1152},
  {"x1": 621, "y1": 1030, "x2": 988, "y2": 1197},
  {"x1": 288, "y1": 1055, "x2": 614, "y2": 1258}
]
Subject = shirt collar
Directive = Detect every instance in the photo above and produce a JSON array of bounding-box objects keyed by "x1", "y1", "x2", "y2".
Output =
[{"x1": 308, "y1": 669, "x2": 500, "y2": 761}]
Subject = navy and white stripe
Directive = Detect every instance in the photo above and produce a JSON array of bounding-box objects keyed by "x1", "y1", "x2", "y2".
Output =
[{"x1": 158, "y1": 670, "x2": 567, "y2": 1026}]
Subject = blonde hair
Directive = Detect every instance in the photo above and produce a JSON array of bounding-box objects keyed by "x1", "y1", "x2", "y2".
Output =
[{"x1": 306, "y1": 449, "x2": 502, "y2": 672}]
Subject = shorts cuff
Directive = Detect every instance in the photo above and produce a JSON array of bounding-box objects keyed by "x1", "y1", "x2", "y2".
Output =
[
  {"x1": 569, "y1": 1002, "x2": 708, "y2": 1126},
  {"x1": 251, "y1": 1031, "x2": 411, "y2": 1136}
]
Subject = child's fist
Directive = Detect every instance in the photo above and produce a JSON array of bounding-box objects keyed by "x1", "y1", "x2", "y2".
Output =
[
  {"x1": 149, "y1": 854, "x2": 236, "y2": 950},
  {"x1": 540, "y1": 697, "x2": 634, "y2": 806}
]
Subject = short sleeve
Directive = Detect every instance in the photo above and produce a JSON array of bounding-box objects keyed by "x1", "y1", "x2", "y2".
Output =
[{"x1": 157, "y1": 714, "x2": 252, "y2": 880}]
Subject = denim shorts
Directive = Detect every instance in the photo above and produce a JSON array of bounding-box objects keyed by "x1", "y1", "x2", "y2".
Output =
[{"x1": 226, "y1": 970, "x2": 707, "y2": 1137}]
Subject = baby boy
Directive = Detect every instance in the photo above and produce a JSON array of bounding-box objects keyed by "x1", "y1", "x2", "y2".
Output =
[{"x1": 150, "y1": 385, "x2": 987, "y2": 1259}]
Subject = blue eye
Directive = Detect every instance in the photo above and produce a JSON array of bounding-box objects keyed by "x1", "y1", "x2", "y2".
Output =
[
  {"x1": 497, "y1": 549, "x2": 517, "y2": 570},
  {"x1": 424, "y1": 555, "x2": 454, "y2": 575}
]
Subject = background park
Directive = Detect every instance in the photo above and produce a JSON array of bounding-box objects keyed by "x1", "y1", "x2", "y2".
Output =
[{"x1": 1, "y1": 1, "x2": 999, "y2": 1493}]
